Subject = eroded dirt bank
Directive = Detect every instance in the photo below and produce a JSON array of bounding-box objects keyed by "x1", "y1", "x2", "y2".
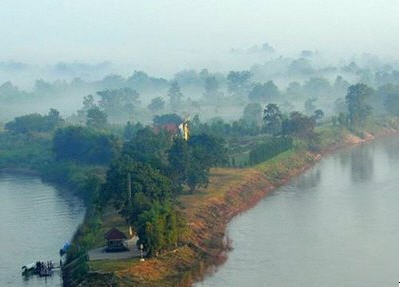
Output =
[{"x1": 81, "y1": 126, "x2": 398, "y2": 287}]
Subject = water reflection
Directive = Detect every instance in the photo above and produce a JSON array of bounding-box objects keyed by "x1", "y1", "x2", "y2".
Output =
[
  {"x1": 383, "y1": 135, "x2": 399, "y2": 165},
  {"x1": 296, "y1": 168, "x2": 321, "y2": 190},
  {"x1": 339, "y1": 150, "x2": 350, "y2": 168},
  {"x1": 350, "y1": 144, "x2": 374, "y2": 183},
  {"x1": 198, "y1": 136, "x2": 398, "y2": 287}
]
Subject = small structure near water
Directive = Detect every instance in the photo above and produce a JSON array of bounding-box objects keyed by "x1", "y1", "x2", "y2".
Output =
[
  {"x1": 104, "y1": 227, "x2": 128, "y2": 252},
  {"x1": 22, "y1": 261, "x2": 55, "y2": 277}
]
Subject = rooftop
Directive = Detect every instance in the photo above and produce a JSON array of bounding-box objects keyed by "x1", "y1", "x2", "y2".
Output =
[{"x1": 104, "y1": 227, "x2": 127, "y2": 240}]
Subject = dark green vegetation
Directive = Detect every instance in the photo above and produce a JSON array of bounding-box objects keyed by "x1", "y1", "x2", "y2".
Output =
[
  {"x1": 0, "y1": 57, "x2": 398, "y2": 286},
  {"x1": 249, "y1": 137, "x2": 293, "y2": 165},
  {"x1": 5, "y1": 108, "x2": 64, "y2": 134}
]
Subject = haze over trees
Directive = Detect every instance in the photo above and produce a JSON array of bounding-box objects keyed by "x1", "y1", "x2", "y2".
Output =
[
  {"x1": 0, "y1": 35, "x2": 398, "y2": 263},
  {"x1": 346, "y1": 83, "x2": 373, "y2": 129},
  {"x1": 0, "y1": 2, "x2": 397, "y2": 286}
]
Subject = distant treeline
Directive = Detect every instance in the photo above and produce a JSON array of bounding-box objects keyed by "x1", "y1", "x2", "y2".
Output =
[{"x1": 0, "y1": 78, "x2": 398, "y2": 284}]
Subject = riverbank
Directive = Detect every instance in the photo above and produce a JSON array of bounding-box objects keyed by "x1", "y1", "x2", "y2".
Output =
[
  {"x1": 0, "y1": 172, "x2": 86, "y2": 287},
  {"x1": 80, "y1": 121, "x2": 397, "y2": 286}
]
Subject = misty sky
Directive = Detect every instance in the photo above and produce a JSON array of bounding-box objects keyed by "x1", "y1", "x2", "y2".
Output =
[{"x1": 0, "y1": 0, "x2": 398, "y2": 76}]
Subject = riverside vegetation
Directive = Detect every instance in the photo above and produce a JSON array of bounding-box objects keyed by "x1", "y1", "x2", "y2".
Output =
[{"x1": 0, "y1": 80, "x2": 398, "y2": 286}]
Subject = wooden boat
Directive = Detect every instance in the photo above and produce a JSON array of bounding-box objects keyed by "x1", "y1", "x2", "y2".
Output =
[
  {"x1": 22, "y1": 261, "x2": 55, "y2": 277},
  {"x1": 21, "y1": 263, "x2": 35, "y2": 275}
]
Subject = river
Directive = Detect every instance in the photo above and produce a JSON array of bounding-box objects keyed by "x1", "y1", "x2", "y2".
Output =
[
  {"x1": 198, "y1": 136, "x2": 399, "y2": 286},
  {"x1": 0, "y1": 173, "x2": 85, "y2": 287}
]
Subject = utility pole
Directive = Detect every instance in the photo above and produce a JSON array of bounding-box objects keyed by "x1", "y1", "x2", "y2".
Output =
[
  {"x1": 140, "y1": 244, "x2": 144, "y2": 261},
  {"x1": 127, "y1": 172, "x2": 133, "y2": 238}
]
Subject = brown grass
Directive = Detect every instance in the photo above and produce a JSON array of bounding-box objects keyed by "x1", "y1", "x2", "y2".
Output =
[
  {"x1": 84, "y1": 124, "x2": 398, "y2": 286},
  {"x1": 87, "y1": 151, "x2": 314, "y2": 286}
]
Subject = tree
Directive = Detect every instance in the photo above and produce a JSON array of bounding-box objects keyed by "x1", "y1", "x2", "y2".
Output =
[
  {"x1": 248, "y1": 81, "x2": 280, "y2": 102},
  {"x1": 123, "y1": 127, "x2": 171, "y2": 171},
  {"x1": 167, "y1": 138, "x2": 191, "y2": 188},
  {"x1": 188, "y1": 133, "x2": 227, "y2": 167},
  {"x1": 186, "y1": 159, "x2": 209, "y2": 192},
  {"x1": 345, "y1": 83, "x2": 373, "y2": 128},
  {"x1": 227, "y1": 71, "x2": 252, "y2": 97},
  {"x1": 378, "y1": 83, "x2": 399, "y2": 116},
  {"x1": 168, "y1": 134, "x2": 227, "y2": 193},
  {"x1": 303, "y1": 77, "x2": 331, "y2": 98},
  {"x1": 288, "y1": 58, "x2": 314, "y2": 75},
  {"x1": 304, "y1": 98, "x2": 317, "y2": 115},
  {"x1": 153, "y1": 113, "x2": 183, "y2": 126},
  {"x1": 86, "y1": 106, "x2": 108, "y2": 130},
  {"x1": 53, "y1": 126, "x2": 120, "y2": 164},
  {"x1": 76, "y1": 95, "x2": 96, "y2": 124},
  {"x1": 168, "y1": 81, "x2": 183, "y2": 108},
  {"x1": 47, "y1": 108, "x2": 64, "y2": 129},
  {"x1": 282, "y1": 111, "x2": 316, "y2": 139},
  {"x1": 333, "y1": 75, "x2": 350, "y2": 95},
  {"x1": 313, "y1": 109, "x2": 324, "y2": 122},
  {"x1": 286, "y1": 81, "x2": 303, "y2": 97},
  {"x1": 263, "y1": 104, "x2": 283, "y2": 135},
  {"x1": 242, "y1": 103, "x2": 262, "y2": 126},
  {"x1": 126, "y1": 71, "x2": 168, "y2": 92},
  {"x1": 123, "y1": 121, "x2": 143, "y2": 141},
  {"x1": 5, "y1": 109, "x2": 64, "y2": 134},
  {"x1": 104, "y1": 157, "x2": 173, "y2": 207},
  {"x1": 83, "y1": 94, "x2": 95, "y2": 110},
  {"x1": 97, "y1": 88, "x2": 140, "y2": 121},
  {"x1": 203, "y1": 76, "x2": 220, "y2": 100},
  {"x1": 102, "y1": 156, "x2": 183, "y2": 255},
  {"x1": 136, "y1": 203, "x2": 185, "y2": 256},
  {"x1": 334, "y1": 98, "x2": 347, "y2": 114},
  {"x1": 148, "y1": 97, "x2": 165, "y2": 113}
]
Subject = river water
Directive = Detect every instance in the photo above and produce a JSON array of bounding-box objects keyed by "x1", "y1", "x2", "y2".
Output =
[
  {"x1": 198, "y1": 136, "x2": 399, "y2": 286},
  {"x1": 0, "y1": 173, "x2": 85, "y2": 287}
]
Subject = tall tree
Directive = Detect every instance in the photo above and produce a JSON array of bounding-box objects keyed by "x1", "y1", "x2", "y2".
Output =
[
  {"x1": 203, "y1": 76, "x2": 220, "y2": 100},
  {"x1": 304, "y1": 98, "x2": 317, "y2": 115},
  {"x1": 103, "y1": 157, "x2": 173, "y2": 223},
  {"x1": 53, "y1": 126, "x2": 119, "y2": 164},
  {"x1": 168, "y1": 81, "x2": 183, "y2": 108},
  {"x1": 153, "y1": 113, "x2": 182, "y2": 126},
  {"x1": 378, "y1": 83, "x2": 399, "y2": 116},
  {"x1": 263, "y1": 104, "x2": 283, "y2": 135},
  {"x1": 5, "y1": 109, "x2": 64, "y2": 134},
  {"x1": 242, "y1": 103, "x2": 262, "y2": 126},
  {"x1": 345, "y1": 83, "x2": 373, "y2": 128},
  {"x1": 147, "y1": 97, "x2": 165, "y2": 113},
  {"x1": 282, "y1": 111, "x2": 316, "y2": 139},
  {"x1": 227, "y1": 70, "x2": 252, "y2": 97},
  {"x1": 77, "y1": 95, "x2": 96, "y2": 124},
  {"x1": 312, "y1": 109, "x2": 324, "y2": 122},
  {"x1": 167, "y1": 138, "x2": 191, "y2": 188},
  {"x1": 86, "y1": 106, "x2": 108, "y2": 130},
  {"x1": 97, "y1": 88, "x2": 140, "y2": 121},
  {"x1": 248, "y1": 81, "x2": 280, "y2": 102}
]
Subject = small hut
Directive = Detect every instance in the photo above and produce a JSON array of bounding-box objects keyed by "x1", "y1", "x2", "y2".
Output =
[{"x1": 104, "y1": 228, "x2": 128, "y2": 252}]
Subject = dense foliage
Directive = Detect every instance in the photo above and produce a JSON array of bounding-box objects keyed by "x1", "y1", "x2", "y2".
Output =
[
  {"x1": 53, "y1": 126, "x2": 121, "y2": 164},
  {"x1": 5, "y1": 109, "x2": 64, "y2": 134},
  {"x1": 249, "y1": 137, "x2": 293, "y2": 165},
  {"x1": 346, "y1": 83, "x2": 373, "y2": 129}
]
